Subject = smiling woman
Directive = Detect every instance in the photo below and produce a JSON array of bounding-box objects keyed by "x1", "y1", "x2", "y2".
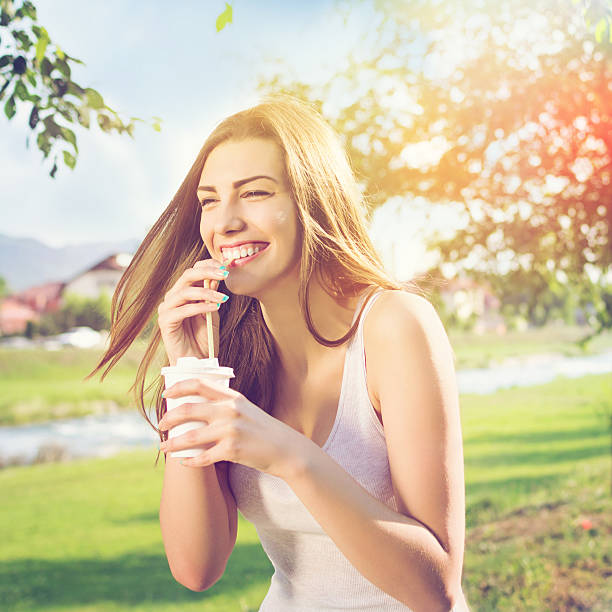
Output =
[{"x1": 87, "y1": 94, "x2": 469, "y2": 611}]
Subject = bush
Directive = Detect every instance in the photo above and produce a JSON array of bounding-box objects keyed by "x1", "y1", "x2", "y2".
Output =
[{"x1": 36, "y1": 292, "x2": 112, "y2": 335}]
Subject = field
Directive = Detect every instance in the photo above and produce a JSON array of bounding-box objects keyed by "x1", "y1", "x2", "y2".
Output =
[
  {"x1": 1, "y1": 324, "x2": 611, "y2": 426},
  {"x1": 1, "y1": 372, "x2": 610, "y2": 611}
]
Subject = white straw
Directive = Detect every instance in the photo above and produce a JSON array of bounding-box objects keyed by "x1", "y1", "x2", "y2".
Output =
[{"x1": 204, "y1": 279, "x2": 214, "y2": 359}]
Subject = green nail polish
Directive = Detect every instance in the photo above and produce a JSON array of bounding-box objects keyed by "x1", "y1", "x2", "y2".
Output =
[
  {"x1": 221, "y1": 295, "x2": 229, "y2": 302},
  {"x1": 219, "y1": 265, "x2": 227, "y2": 270},
  {"x1": 222, "y1": 270, "x2": 229, "y2": 277}
]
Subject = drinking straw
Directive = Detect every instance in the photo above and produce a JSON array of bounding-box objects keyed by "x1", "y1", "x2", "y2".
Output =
[{"x1": 204, "y1": 279, "x2": 215, "y2": 359}]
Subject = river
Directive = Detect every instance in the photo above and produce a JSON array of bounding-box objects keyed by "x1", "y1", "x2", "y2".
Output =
[{"x1": 1, "y1": 350, "x2": 611, "y2": 467}]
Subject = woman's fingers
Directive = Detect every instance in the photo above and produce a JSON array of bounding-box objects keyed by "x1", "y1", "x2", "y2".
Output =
[
  {"x1": 159, "y1": 399, "x2": 225, "y2": 431},
  {"x1": 161, "y1": 286, "x2": 227, "y2": 311},
  {"x1": 176, "y1": 263, "x2": 228, "y2": 290},
  {"x1": 180, "y1": 441, "x2": 228, "y2": 467},
  {"x1": 163, "y1": 378, "x2": 237, "y2": 402},
  {"x1": 159, "y1": 301, "x2": 220, "y2": 326},
  {"x1": 160, "y1": 422, "x2": 225, "y2": 454}
]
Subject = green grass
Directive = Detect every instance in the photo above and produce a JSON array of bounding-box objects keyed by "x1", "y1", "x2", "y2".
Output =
[
  {"x1": 448, "y1": 324, "x2": 612, "y2": 369},
  {"x1": 0, "y1": 450, "x2": 270, "y2": 611},
  {"x1": 1, "y1": 372, "x2": 611, "y2": 611},
  {"x1": 1, "y1": 324, "x2": 611, "y2": 426},
  {"x1": 0, "y1": 342, "x2": 159, "y2": 425}
]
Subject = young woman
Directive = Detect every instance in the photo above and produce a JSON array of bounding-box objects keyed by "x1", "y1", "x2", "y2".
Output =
[{"x1": 91, "y1": 94, "x2": 469, "y2": 611}]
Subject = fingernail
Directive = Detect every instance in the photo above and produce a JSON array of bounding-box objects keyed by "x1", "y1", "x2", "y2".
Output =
[
  {"x1": 222, "y1": 270, "x2": 229, "y2": 278},
  {"x1": 219, "y1": 265, "x2": 227, "y2": 270},
  {"x1": 221, "y1": 295, "x2": 229, "y2": 302}
]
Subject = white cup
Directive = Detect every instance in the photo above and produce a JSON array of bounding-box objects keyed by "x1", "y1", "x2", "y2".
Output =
[{"x1": 161, "y1": 356, "x2": 235, "y2": 458}]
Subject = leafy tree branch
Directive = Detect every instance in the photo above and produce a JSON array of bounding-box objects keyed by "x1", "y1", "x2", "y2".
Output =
[{"x1": 0, "y1": 0, "x2": 162, "y2": 177}]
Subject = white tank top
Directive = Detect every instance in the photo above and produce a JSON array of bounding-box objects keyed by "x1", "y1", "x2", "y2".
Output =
[{"x1": 228, "y1": 289, "x2": 460, "y2": 611}]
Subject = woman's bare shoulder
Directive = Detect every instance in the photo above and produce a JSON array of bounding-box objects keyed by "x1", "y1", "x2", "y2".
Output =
[
  {"x1": 364, "y1": 290, "x2": 449, "y2": 397},
  {"x1": 367, "y1": 289, "x2": 436, "y2": 329}
]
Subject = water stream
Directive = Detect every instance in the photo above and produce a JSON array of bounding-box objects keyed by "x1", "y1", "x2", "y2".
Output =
[{"x1": 2, "y1": 350, "x2": 610, "y2": 466}]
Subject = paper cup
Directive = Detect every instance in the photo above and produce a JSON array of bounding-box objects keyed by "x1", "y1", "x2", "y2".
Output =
[{"x1": 161, "y1": 357, "x2": 235, "y2": 458}]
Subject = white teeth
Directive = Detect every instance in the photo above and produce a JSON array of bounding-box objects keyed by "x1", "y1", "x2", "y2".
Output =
[{"x1": 221, "y1": 243, "x2": 267, "y2": 262}]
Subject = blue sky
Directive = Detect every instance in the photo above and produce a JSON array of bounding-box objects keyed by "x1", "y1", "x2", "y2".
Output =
[{"x1": 1, "y1": 0, "x2": 459, "y2": 279}]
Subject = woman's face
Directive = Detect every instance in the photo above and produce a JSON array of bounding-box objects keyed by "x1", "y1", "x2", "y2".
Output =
[{"x1": 197, "y1": 138, "x2": 302, "y2": 297}]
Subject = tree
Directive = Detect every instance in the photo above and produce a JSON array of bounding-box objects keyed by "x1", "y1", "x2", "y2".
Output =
[
  {"x1": 258, "y1": 0, "x2": 611, "y2": 339},
  {"x1": 0, "y1": 0, "x2": 161, "y2": 177},
  {"x1": 0, "y1": 275, "x2": 9, "y2": 298},
  {"x1": 35, "y1": 291, "x2": 111, "y2": 335}
]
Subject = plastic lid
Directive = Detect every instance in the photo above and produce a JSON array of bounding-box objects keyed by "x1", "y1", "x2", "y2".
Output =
[{"x1": 161, "y1": 356, "x2": 235, "y2": 378}]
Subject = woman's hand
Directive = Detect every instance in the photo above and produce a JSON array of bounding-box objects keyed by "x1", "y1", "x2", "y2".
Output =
[
  {"x1": 157, "y1": 259, "x2": 230, "y2": 366},
  {"x1": 158, "y1": 378, "x2": 305, "y2": 480}
]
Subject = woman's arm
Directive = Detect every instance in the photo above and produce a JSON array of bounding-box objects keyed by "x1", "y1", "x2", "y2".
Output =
[
  {"x1": 281, "y1": 292, "x2": 466, "y2": 612},
  {"x1": 159, "y1": 457, "x2": 237, "y2": 591}
]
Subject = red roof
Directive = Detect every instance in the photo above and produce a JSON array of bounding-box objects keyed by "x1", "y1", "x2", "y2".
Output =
[{"x1": 86, "y1": 254, "x2": 131, "y2": 273}]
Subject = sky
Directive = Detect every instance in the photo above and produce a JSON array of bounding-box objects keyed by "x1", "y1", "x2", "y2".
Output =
[{"x1": 1, "y1": 0, "x2": 463, "y2": 280}]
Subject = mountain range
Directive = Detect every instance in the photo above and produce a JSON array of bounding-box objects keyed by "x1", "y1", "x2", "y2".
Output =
[{"x1": 0, "y1": 233, "x2": 142, "y2": 292}]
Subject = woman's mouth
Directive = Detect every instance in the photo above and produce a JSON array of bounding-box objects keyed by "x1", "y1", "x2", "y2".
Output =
[{"x1": 223, "y1": 243, "x2": 270, "y2": 268}]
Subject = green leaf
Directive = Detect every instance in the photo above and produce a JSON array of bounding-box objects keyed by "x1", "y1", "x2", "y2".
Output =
[
  {"x1": 41, "y1": 57, "x2": 52, "y2": 77},
  {"x1": 56, "y1": 58, "x2": 70, "y2": 80},
  {"x1": 85, "y1": 87, "x2": 104, "y2": 109},
  {"x1": 37, "y1": 131, "x2": 52, "y2": 158},
  {"x1": 63, "y1": 150, "x2": 76, "y2": 169},
  {"x1": 14, "y1": 79, "x2": 28, "y2": 100},
  {"x1": 64, "y1": 53, "x2": 84, "y2": 65},
  {"x1": 77, "y1": 105, "x2": 90, "y2": 128},
  {"x1": 35, "y1": 30, "x2": 49, "y2": 67},
  {"x1": 4, "y1": 94, "x2": 15, "y2": 119},
  {"x1": 22, "y1": 1, "x2": 37, "y2": 20},
  {"x1": 42, "y1": 115, "x2": 62, "y2": 137},
  {"x1": 216, "y1": 2, "x2": 233, "y2": 32},
  {"x1": 61, "y1": 126, "x2": 78, "y2": 153},
  {"x1": 26, "y1": 69, "x2": 36, "y2": 87},
  {"x1": 67, "y1": 81, "x2": 85, "y2": 97},
  {"x1": 97, "y1": 113, "x2": 111, "y2": 131},
  {"x1": 13, "y1": 30, "x2": 32, "y2": 52}
]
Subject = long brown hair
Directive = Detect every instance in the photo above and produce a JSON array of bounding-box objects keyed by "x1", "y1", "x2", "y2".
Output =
[{"x1": 87, "y1": 93, "x2": 423, "y2": 464}]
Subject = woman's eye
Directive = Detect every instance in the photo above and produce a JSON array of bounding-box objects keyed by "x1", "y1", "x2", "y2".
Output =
[{"x1": 200, "y1": 191, "x2": 269, "y2": 207}]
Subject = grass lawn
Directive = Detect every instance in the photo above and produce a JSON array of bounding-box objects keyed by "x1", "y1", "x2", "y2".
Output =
[
  {"x1": 0, "y1": 341, "x2": 159, "y2": 425},
  {"x1": 447, "y1": 324, "x2": 612, "y2": 369},
  {"x1": 1, "y1": 324, "x2": 611, "y2": 426},
  {"x1": 1, "y1": 373, "x2": 610, "y2": 611}
]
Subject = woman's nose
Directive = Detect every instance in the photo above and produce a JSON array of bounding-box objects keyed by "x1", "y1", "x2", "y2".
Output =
[{"x1": 212, "y1": 197, "x2": 246, "y2": 235}]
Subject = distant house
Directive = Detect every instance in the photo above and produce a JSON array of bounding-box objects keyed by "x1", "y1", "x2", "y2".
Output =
[
  {"x1": 62, "y1": 253, "x2": 133, "y2": 299},
  {"x1": 0, "y1": 297, "x2": 41, "y2": 335},
  {"x1": 437, "y1": 275, "x2": 506, "y2": 334},
  {"x1": 15, "y1": 281, "x2": 65, "y2": 313},
  {"x1": 0, "y1": 281, "x2": 64, "y2": 335},
  {"x1": 0, "y1": 253, "x2": 132, "y2": 335}
]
